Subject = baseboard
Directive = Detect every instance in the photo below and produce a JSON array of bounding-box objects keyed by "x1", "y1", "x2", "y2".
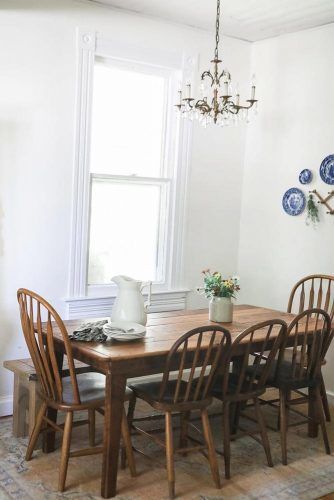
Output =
[
  {"x1": 326, "y1": 390, "x2": 334, "y2": 406},
  {"x1": 0, "y1": 396, "x2": 13, "y2": 417}
]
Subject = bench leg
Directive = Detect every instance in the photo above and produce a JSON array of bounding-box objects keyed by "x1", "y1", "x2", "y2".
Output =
[{"x1": 13, "y1": 374, "x2": 28, "y2": 437}]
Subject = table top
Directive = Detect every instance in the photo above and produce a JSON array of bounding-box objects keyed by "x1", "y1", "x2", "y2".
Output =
[{"x1": 50, "y1": 305, "x2": 295, "y2": 364}]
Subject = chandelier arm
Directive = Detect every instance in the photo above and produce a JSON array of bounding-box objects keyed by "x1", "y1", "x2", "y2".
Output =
[
  {"x1": 201, "y1": 70, "x2": 215, "y2": 86},
  {"x1": 232, "y1": 100, "x2": 257, "y2": 111},
  {"x1": 227, "y1": 106, "x2": 239, "y2": 115},
  {"x1": 195, "y1": 100, "x2": 212, "y2": 113}
]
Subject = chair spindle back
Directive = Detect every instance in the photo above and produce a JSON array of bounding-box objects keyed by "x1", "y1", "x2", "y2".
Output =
[
  {"x1": 287, "y1": 275, "x2": 334, "y2": 320},
  {"x1": 17, "y1": 288, "x2": 80, "y2": 404},
  {"x1": 282, "y1": 308, "x2": 332, "y2": 382},
  {"x1": 223, "y1": 320, "x2": 287, "y2": 397},
  {"x1": 159, "y1": 326, "x2": 231, "y2": 404}
]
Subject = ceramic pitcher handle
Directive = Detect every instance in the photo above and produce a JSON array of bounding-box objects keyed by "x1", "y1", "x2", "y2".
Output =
[{"x1": 141, "y1": 281, "x2": 152, "y2": 311}]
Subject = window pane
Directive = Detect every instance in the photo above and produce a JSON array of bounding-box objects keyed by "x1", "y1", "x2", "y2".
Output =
[
  {"x1": 90, "y1": 62, "x2": 166, "y2": 177},
  {"x1": 88, "y1": 179, "x2": 162, "y2": 285}
]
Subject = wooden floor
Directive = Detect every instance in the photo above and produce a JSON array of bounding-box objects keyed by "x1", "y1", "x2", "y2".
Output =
[{"x1": 1, "y1": 394, "x2": 334, "y2": 499}]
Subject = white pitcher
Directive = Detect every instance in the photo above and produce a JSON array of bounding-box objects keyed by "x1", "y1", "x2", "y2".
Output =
[{"x1": 111, "y1": 275, "x2": 152, "y2": 326}]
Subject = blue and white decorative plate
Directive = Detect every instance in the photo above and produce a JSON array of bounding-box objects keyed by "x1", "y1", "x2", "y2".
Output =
[
  {"x1": 299, "y1": 169, "x2": 312, "y2": 184},
  {"x1": 282, "y1": 188, "x2": 306, "y2": 216},
  {"x1": 320, "y1": 154, "x2": 334, "y2": 185}
]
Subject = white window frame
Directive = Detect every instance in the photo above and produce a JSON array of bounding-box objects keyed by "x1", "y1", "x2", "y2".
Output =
[{"x1": 66, "y1": 28, "x2": 196, "y2": 318}]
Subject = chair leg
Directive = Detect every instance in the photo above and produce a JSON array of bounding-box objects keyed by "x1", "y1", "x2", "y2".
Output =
[
  {"x1": 127, "y1": 394, "x2": 137, "y2": 427},
  {"x1": 121, "y1": 409, "x2": 136, "y2": 477},
  {"x1": 58, "y1": 411, "x2": 73, "y2": 492},
  {"x1": 179, "y1": 411, "x2": 190, "y2": 456},
  {"x1": 121, "y1": 395, "x2": 137, "y2": 469},
  {"x1": 279, "y1": 389, "x2": 288, "y2": 465},
  {"x1": 88, "y1": 409, "x2": 95, "y2": 447},
  {"x1": 231, "y1": 402, "x2": 242, "y2": 435},
  {"x1": 165, "y1": 412, "x2": 175, "y2": 499},
  {"x1": 223, "y1": 401, "x2": 231, "y2": 479},
  {"x1": 26, "y1": 401, "x2": 47, "y2": 461},
  {"x1": 315, "y1": 386, "x2": 331, "y2": 455},
  {"x1": 320, "y1": 375, "x2": 331, "y2": 422},
  {"x1": 254, "y1": 398, "x2": 273, "y2": 467},
  {"x1": 201, "y1": 409, "x2": 221, "y2": 489}
]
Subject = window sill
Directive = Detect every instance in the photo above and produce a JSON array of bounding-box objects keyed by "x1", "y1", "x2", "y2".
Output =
[{"x1": 65, "y1": 289, "x2": 190, "y2": 320}]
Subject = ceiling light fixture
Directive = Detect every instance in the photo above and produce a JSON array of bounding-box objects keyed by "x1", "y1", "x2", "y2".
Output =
[{"x1": 175, "y1": 0, "x2": 258, "y2": 127}]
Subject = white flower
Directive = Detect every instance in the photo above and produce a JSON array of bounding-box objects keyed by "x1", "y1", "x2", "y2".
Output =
[{"x1": 231, "y1": 275, "x2": 240, "y2": 284}]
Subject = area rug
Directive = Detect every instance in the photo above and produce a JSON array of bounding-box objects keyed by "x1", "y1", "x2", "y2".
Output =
[{"x1": 0, "y1": 393, "x2": 334, "y2": 499}]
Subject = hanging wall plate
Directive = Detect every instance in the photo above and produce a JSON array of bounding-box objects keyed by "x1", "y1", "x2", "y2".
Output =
[
  {"x1": 319, "y1": 154, "x2": 334, "y2": 185},
  {"x1": 299, "y1": 169, "x2": 312, "y2": 184},
  {"x1": 282, "y1": 188, "x2": 306, "y2": 216}
]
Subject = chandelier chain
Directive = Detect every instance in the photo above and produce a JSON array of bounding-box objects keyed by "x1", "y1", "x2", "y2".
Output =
[{"x1": 215, "y1": 0, "x2": 220, "y2": 60}]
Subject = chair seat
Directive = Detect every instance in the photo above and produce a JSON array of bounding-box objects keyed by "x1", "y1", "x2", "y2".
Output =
[
  {"x1": 210, "y1": 372, "x2": 264, "y2": 402},
  {"x1": 283, "y1": 348, "x2": 326, "y2": 366},
  {"x1": 129, "y1": 378, "x2": 211, "y2": 410},
  {"x1": 60, "y1": 372, "x2": 133, "y2": 407},
  {"x1": 246, "y1": 360, "x2": 320, "y2": 390},
  {"x1": 130, "y1": 379, "x2": 185, "y2": 403}
]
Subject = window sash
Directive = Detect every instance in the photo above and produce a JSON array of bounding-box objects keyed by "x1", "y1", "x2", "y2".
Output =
[
  {"x1": 91, "y1": 56, "x2": 171, "y2": 180},
  {"x1": 88, "y1": 173, "x2": 171, "y2": 287},
  {"x1": 87, "y1": 58, "x2": 173, "y2": 291}
]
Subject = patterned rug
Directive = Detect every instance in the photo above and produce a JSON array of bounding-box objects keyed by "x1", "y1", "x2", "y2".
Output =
[{"x1": 0, "y1": 393, "x2": 334, "y2": 499}]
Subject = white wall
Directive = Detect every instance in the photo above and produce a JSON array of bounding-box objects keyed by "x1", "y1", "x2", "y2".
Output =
[
  {"x1": 0, "y1": 0, "x2": 250, "y2": 413},
  {"x1": 238, "y1": 24, "x2": 334, "y2": 392}
]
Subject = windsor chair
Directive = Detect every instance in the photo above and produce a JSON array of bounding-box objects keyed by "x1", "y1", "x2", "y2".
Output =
[
  {"x1": 210, "y1": 319, "x2": 287, "y2": 479},
  {"x1": 17, "y1": 289, "x2": 136, "y2": 492},
  {"x1": 287, "y1": 274, "x2": 334, "y2": 421},
  {"x1": 129, "y1": 325, "x2": 231, "y2": 499},
  {"x1": 268, "y1": 308, "x2": 332, "y2": 464}
]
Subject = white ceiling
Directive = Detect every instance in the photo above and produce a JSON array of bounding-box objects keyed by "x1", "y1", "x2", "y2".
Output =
[{"x1": 89, "y1": 0, "x2": 334, "y2": 41}]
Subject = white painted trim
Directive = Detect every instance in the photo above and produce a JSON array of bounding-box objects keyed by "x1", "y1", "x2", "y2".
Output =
[
  {"x1": 170, "y1": 56, "x2": 194, "y2": 289},
  {"x1": 69, "y1": 28, "x2": 96, "y2": 298},
  {"x1": 326, "y1": 390, "x2": 334, "y2": 406},
  {"x1": 95, "y1": 34, "x2": 183, "y2": 69},
  {"x1": 69, "y1": 28, "x2": 195, "y2": 303},
  {"x1": 0, "y1": 396, "x2": 13, "y2": 417},
  {"x1": 66, "y1": 289, "x2": 189, "y2": 319}
]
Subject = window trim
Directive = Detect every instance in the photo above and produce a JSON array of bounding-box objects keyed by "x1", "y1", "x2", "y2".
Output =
[{"x1": 67, "y1": 28, "x2": 196, "y2": 313}]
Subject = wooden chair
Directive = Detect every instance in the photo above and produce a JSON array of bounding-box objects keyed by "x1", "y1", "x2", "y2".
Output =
[
  {"x1": 129, "y1": 325, "x2": 231, "y2": 499},
  {"x1": 17, "y1": 288, "x2": 136, "y2": 492},
  {"x1": 265, "y1": 308, "x2": 332, "y2": 465},
  {"x1": 210, "y1": 319, "x2": 287, "y2": 479},
  {"x1": 287, "y1": 274, "x2": 334, "y2": 421}
]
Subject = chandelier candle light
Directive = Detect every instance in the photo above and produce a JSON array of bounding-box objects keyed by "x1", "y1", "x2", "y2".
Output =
[{"x1": 176, "y1": 0, "x2": 258, "y2": 127}]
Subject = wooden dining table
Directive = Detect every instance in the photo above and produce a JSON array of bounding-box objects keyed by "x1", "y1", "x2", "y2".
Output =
[{"x1": 43, "y1": 304, "x2": 318, "y2": 498}]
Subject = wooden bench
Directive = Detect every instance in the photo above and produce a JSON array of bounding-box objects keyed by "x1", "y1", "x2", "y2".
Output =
[{"x1": 3, "y1": 358, "x2": 90, "y2": 438}]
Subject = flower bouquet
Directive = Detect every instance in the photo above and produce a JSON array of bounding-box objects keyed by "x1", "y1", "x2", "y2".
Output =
[{"x1": 197, "y1": 270, "x2": 240, "y2": 322}]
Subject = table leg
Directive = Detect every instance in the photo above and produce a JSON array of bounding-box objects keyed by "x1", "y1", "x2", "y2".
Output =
[
  {"x1": 43, "y1": 351, "x2": 64, "y2": 452},
  {"x1": 230, "y1": 355, "x2": 245, "y2": 434},
  {"x1": 43, "y1": 407, "x2": 58, "y2": 452},
  {"x1": 101, "y1": 372, "x2": 126, "y2": 498},
  {"x1": 308, "y1": 387, "x2": 319, "y2": 437}
]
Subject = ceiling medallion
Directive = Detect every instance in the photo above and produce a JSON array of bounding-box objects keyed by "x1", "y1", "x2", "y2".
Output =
[{"x1": 175, "y1": 0, "x2": 258, "y2": 127}]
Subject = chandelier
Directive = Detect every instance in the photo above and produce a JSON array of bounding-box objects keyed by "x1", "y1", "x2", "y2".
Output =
[{"x1": 175, "y1": 0, "x2": 258, "y2": 127}]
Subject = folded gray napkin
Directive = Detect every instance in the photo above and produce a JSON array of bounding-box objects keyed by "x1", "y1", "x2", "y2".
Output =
[{"x1": 69, "y1": 320, "x2": 109, "y2": 342}]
